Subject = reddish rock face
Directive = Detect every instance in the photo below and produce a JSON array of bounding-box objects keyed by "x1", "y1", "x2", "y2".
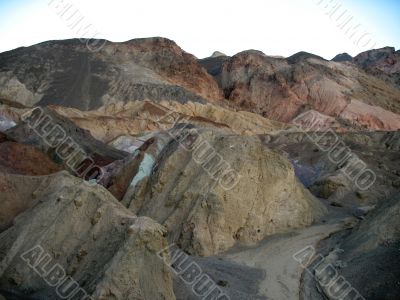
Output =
[
  {"x1": 0, "y1": 37, "x2": 223, "y2": 110},
  {"x1": 354, "y1": 47, "x2": 400, "y2": 86},
  {"x1": 104, "y1": 37, "x2": 224, "y2": 102},
  {"x1": 1, "y1": 37, "x2": 399, "y2": 131},
  {"x1": 5, "y1": 107, "x2": 128, "y2": 168},
  {"x1": 0, "y1": 141, "x2": 63, "y2": 176},
  {"x1": 218, "y1": 51, "x2": 348, "y2": 122},
  {"x1": 205, "y1": 50, "x2": 400, "y2": 130}
]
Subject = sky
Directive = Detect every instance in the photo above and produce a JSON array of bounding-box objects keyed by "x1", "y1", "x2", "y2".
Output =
[{"x1": 0, "y1": 0, "x2": 399, "y2": 59}]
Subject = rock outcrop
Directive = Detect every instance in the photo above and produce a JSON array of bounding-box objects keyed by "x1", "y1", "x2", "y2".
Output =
[
  {"x1": 204, "y1": 49, "x2": 400, "y2": 130},
  {"x1": 354, "y1": 46, "x2": 400, "y2": 87},
  {"x1": 0, "y1": 99, "x2": 286, "y2": 143},
  {"x1": 302, "y1": 195, "x2": 400, "y2": 300},
  {"x1": 1, "y1": 37, "x2": 400, "y2": 299},
  {"x1": 0, "y1": 172, "x2": 50, "y2": 232},
  {"x1": 0, "y1": 172, "x2": 175, "y2": 299},
  {"x1": 121, "y1": 127, "x2": 326, "y2": 256},
  {"x1": 0, "y1": 101, "x2": 22, "y2": 131},
  {"x1": 2, "y1": 38, "x2": 400, "y2": 131},
  {"x1": 0, "y1": 139, "x2": 63, "y2": 176},
  {"x1": 264, "y1": 130, "x2": 400, "y2": 207},
  {"x1": 0, "y1": 38, "x2": 222, "y2": 110},
  {"x1": 5, "y1": 107, "x2": 128, "y2": 174}
]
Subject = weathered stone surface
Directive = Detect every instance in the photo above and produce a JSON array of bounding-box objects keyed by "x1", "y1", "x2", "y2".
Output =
[
  {"x1": 5, "y1": 107, "x2": 128, "y2": 179},
  {"x1": 0, "y1": 38, "x2": 222, "y2": 110},
  {"x1": 1, "y1": 37, "x2": 400, "y2": 299},
  {"x1": 264, "y1": 130, "x2": 400, "y2": 208},
  {"x1": 304, "y1": 195, "x2": 400, "y2": 300},
  {"x1": 354, "y1": 46, "x2": 400, "y2": 87},
  {"x1": 0, "y1": 172, "x2": 50, "y2": 232},
  {"x1": 123, "y1": 128, "x2": 326, "y2": 255},
  {"x1": 0, "y1": 172, "x2": 175, "y2": 299},
  {"x1": 204, "y1": 49, "x2": 400, "y2": 130},
  {"x1": 0, "y1": 141, "x2": 63, "y2": 176},
  {"x1": 47, "y1": 100, "x2": 286, "y2": 143}
]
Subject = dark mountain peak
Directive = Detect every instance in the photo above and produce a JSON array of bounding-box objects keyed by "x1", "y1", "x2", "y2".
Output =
[
  {"x1": 353, "y1": 46, "x2": 400, "y2": 86},
  {"x1": 354, "y1": 46, "x2": 397, "y2": 63},
  {"x1": 198, "y1": 52, "x2": 230, "y2": 77},
  {"x1": 332, "y1": 53, "x2": 353, "y2": 62}
]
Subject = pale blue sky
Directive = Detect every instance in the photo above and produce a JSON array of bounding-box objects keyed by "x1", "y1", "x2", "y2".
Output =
[{"x1": 0, "y1": 0, "x2": 399, "y2": 59}]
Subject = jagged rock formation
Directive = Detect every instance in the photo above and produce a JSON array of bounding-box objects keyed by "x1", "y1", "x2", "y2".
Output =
[
  {"x1": 354, "y1": 46, "x2": 400, "y2": 86},
  {"x1": 263, "y1": 130, "x2": 400, "y2": 207},
  {"x1": 2, "y1": 107, "x2": 166, "y2": 202},
  {"x1": 206, "y1": 49, "x2": 400, "y2": 130},
  {"x1": 2, "y1": 38, "x2": 400, "y2": 131},
  {"x1": 0, "y1": 104, "x2": 324, "y2": 258},
  {"x1": 0, "y1": 172, "x2": 175, "y2": 299},
  {"x1": 301, "y1": 195, "x2": 400, "y2": 300},
  {"x1": 0, "y1": 37, "x2": 222, "y2": 110},
  {"x1": 5, "y1": 107, "x2": 128, "y2": 172},
  {"x1": 98, "y1": 137, "x2": 155, "y2": 200},
  {"x1": 121, "y1": 127, "x2": 326, "y2": 256},
  {"x1": 1, "y1": 37, "x2": 400, "y2": 299}
]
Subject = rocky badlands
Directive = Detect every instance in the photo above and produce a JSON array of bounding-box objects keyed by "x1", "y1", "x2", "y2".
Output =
[{"x1": 0, "y1": 38, "x2": 399, "y2": 299}]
